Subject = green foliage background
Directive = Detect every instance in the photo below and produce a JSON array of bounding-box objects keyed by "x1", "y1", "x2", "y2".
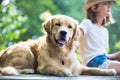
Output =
[{"x1": 0, "y1": 0, "x2": 120, "y2": 54}]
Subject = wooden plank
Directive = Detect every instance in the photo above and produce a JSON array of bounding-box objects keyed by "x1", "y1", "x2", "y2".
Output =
[{"x1": 0, "y1": 74, "x2": 120, "y2": 80}]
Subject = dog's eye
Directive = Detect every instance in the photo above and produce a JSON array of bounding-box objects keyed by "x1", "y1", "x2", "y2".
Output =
[
  {"x1": 55, "y1": 23, "x2": 61, "y2": 26},
  {"x1": 68, "y1": 25, "x2": 72, "y2": 29}
]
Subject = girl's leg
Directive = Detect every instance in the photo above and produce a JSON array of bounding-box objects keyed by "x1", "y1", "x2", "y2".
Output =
[{"x1": 109, "y1": 60, "x2": 120, "y2": 75}]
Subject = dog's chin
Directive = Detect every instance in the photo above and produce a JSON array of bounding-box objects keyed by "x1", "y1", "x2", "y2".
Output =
[{"x1": 55, "y1": 39, "x2": 67, "y2": 47}]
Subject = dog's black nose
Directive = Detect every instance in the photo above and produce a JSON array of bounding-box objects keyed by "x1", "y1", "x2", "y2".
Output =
[{"x1": 60, "y1": 31, "x2": 67, "y2": 36}]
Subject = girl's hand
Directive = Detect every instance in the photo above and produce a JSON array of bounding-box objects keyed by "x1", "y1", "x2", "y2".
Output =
[
  {"x1": 73, "y1": 41, "x2": 80, "y2": 50},
  {"x1": 115, "y1": 51, "x2": 120, "y2": 61}
]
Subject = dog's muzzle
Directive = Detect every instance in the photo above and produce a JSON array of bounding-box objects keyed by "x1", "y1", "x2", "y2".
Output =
[{"x1": 55, "y1": 30, "x2": 68, "y2": 47}]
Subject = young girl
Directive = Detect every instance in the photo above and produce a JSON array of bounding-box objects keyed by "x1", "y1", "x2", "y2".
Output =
[{"x1": 78, "y1": 0, "x2": 120, "y2": 75}]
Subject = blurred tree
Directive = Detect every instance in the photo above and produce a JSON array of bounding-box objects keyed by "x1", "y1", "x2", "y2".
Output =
[
  {"x1": 54, "y1": 0, "x2": 85, "y2": 22},
  {"x1": 0, "y1": 0, "x2": 2, "y2": 4},
  {"x1": 107, "y1": 1, "x2": 120, "y2": 53},
  {"x1": 0, "y1": 1, "x2": 27, "y2": 50},
  {"x1": 15, "y1": 0, "x2": 61, "y2": 40},
  {"x1": 115, "y1": 41, "x2": 120, "y2": 51}
]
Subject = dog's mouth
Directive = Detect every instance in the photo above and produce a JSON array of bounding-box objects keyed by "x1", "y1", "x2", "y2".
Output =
[
  {"x1": 58, "y1": 39, "x2": 66, "y2": 45},
  {"x1": 55, "y1": 38, "x2": 67, "y2": 47}
]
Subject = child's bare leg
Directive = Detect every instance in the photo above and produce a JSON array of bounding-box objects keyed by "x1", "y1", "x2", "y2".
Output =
[{"x1": 109, "y1": 60, "x2": 120, "y2": 75}]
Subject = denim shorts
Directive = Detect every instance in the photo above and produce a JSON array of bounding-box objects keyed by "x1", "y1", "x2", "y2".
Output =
[{"x1": 87, "y1": 54, "x2": 111, "y2": 69}]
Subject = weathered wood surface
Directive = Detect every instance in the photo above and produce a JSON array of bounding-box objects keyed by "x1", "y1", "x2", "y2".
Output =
[{"x1": 0, "y1": 74, "x2": 120, "y2": 80}]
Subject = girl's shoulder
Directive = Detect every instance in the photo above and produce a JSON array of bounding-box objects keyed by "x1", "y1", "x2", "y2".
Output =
[
  {"x1": 103, "y1": 27, "x2": 109, "y2": 33},
  {"x1": 81, "y1": 19, "x2": 92, "y2": 24},
  {"x1": 79, "y1": 19, "x2": 93, "y2": 35},
  {"x1": 80, "y1": 18, "x2": 93, "y2": 27}
]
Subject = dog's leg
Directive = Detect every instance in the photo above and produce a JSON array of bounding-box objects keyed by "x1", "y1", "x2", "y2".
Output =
[
  {"x1": 37, "y1": 65, "x2": 72, "y2": 76},
  {"x1": 81, "y1": 66, "x2": 116, "y2": 76},
  {"x1": 0, "y1": 67, "x2": 34, "y2": 75},
  {"x1": 0, "y1": 56, "x2": 34, "y2": 75},
  {"x1": 0, "y1": 45, "x2": 35, "y2": 75},
  {"x1": 18, "y1": 68, "x2": 34, "y2": 74},
  {"x1": 1, "y1": 67, "x2": 20, "y2": 75}
]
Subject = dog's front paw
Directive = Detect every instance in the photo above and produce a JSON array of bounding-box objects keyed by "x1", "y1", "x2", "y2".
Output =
[
  {"x1": 1, "y1": 67, "x2": 19, "y2": 75},
  {"x1": 64, "y1": 69, "x2": 72, "y2": 76},
  {"x1": 22, "y1": 69, "x2": 34, "y2": 74},
  {"x1": 58, "y1": 69, "x2": 72, "y2": 76}
]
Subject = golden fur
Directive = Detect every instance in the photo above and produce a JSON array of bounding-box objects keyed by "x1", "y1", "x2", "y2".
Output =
[{"x1": 0, "y1": 15, "x2": 116, "y2": 76}]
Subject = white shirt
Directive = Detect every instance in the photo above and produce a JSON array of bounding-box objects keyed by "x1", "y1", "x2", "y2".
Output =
[{"x1": 79, "y1": 19, "x2": 109, "y2": 65}]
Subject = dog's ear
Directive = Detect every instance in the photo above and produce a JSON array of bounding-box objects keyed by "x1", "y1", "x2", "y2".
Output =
[
  {"x1": 42, "y1": 18, "x2": 53, "y2": 35},
  {"x1": 72, "y1": 23, "x2": 80, "y2": 41}
]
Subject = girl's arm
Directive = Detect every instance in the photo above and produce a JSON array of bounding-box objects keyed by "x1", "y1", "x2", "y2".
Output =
[
  {"x1": 79, "y1": 28, "x2": 84, "y2": 38},
  {"x1": 74, "y1": 28, "x2": 84, "y2": 50},
  {"x1": 108, "y1": 51, "x2": 120, "y2": 61}
]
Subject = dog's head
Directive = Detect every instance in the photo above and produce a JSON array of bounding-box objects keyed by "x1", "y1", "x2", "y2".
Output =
[{"x1": 43, "y1": 15, "x2": 79, "y2": 47}]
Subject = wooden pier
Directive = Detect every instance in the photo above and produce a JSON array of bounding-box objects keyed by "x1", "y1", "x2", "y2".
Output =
[{"x1": 0, "y1": 74, "x2": 120, "y2": 80}]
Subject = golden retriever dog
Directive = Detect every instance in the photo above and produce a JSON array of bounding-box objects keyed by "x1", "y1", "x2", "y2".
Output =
[{"x1": 0, "y1": 15, "x2": 116, "y2": 76}]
